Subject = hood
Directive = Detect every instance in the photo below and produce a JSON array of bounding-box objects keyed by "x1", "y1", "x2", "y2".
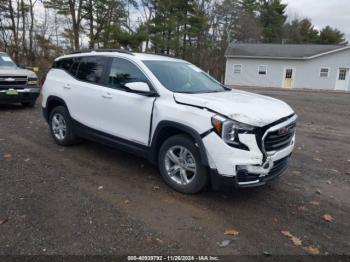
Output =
[
  {"x1": 0, "y1": 67, "x2": 37, "y2": 78},
  {"x1": 174, "y1": 89, "x2": 294, "y2": 127}
]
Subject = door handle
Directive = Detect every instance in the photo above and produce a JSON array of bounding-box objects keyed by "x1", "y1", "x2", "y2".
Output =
[
  {"x1": 102, "y1": 93, "x2": 112, "y2": 99},
  {"x1": 63, "y1": 84, "x2": 71, "y2": 90}
]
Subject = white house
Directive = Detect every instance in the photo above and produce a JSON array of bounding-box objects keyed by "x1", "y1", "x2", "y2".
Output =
[{"x1": 224, "y1": 43, "x2": 350, "y2": 92}]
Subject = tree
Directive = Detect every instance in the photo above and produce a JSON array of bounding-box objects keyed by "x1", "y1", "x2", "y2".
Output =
[
  {"x1": 44, "y1": 0, "x2": 85, "y2": 51},
  {"x1": 319, "y1": 26, "x2": 347, "y2": 45},
  {"x1": 259, "y1": 0, "x2": 287, "y2": 43},
  {"x1": 284, "y1": 18, "x2": 319, "y2": 44}
]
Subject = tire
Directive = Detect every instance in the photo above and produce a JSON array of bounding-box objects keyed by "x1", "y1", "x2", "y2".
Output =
[
  {"x1": 49, "y1": 106, "x2": 78, "y2": 146},
  {"x1": 158, "y1": 134, "x2": 208, "y2": 194},
  {"x1": 22, "y1": 101, "x2": 36, "y2": 107}
]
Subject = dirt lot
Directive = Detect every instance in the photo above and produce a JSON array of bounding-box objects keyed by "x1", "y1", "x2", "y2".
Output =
[{"x1": 0, "y1": 88, "x2": 349, "y2": 257}]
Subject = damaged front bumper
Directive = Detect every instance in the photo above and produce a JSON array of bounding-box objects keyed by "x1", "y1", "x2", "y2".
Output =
[{"x1": 203, "y1": 115, "x2": 296, "y2": 188}]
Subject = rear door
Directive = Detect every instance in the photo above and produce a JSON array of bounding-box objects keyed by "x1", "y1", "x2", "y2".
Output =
[{"x1": 66, "y1": 56, "x2": 110, "y2": 129}]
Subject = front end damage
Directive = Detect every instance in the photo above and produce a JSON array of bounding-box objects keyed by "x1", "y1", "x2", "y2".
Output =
[{"x1": 203, "y1": 114, "x2": 297, "y2": 188}]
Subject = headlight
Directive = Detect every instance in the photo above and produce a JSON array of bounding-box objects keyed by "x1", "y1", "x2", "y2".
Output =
[
  {"x1": 28, "y1": 77, "x2": 38, "y2": 85},
  {"x1": 211, "y1": 115, "x2": 255, "y2": 149}
]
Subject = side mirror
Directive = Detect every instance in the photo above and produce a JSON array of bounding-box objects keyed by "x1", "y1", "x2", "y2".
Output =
[{"x1": 125, "y1": 82, "x2": 157, "y2": 96}]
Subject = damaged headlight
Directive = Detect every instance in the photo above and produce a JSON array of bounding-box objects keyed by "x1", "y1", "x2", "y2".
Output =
[{"x1": 211, "y1": 115, "x2": 255, "y2": 150}]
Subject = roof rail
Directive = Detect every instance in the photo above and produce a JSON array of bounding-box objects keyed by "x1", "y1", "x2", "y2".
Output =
[{"x1": 70, "y1": 48, "x2": 134, "y2": 56}]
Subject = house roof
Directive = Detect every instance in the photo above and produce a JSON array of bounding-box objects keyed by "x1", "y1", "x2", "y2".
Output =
[{"x1": 225, "y1": 43, "x2": 350, "y2": 60}]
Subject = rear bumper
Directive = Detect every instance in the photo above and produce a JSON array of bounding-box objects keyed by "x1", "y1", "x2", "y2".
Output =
[{"x1": 0, "y1": 87, "x2": 40, "y2": 103}]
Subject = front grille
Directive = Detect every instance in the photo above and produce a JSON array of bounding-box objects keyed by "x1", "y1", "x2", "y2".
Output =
[
  {"x1": 264, "y1": 156, "x2": 289, "y2": 181},
  {"x1": 264, "y1": 121, "x2": 296, "y2": 152},
  {"x1": 0, "y1": 76, "x2": 27, "y2": 87}
]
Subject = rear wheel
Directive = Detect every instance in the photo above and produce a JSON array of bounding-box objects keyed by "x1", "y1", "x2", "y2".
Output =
[
  {"x1": 158, "y1": 135, "x2": 208, "y2": 194},
  {"x1": 49, "y1": 106, "x2": 78, "y2": 146}
]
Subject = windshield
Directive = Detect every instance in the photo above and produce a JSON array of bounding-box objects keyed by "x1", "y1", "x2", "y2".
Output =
[
  {"x1": 143, "y1": 61, "x2": 228, "y2": 93},
  {"x1": 0, "y1": 54, "x2": 17, "y2": 68}
]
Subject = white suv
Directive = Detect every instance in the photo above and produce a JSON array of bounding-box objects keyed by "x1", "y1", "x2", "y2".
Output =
[{"x1": 42, "y1": 49, "x2": 297, "y2": 194}]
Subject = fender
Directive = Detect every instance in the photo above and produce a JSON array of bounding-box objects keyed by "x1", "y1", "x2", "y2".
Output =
[
  {"x1": 149, "y1": 120, "x2": 210, "y2": 166},
  {"x1": 43, "y1": 96, "x2": 69, "y2": 122}
]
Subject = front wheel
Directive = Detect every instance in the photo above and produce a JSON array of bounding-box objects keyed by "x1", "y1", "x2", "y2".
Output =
[{"x1": 158, "y1": 135, "x2": 208, "y2": 194}]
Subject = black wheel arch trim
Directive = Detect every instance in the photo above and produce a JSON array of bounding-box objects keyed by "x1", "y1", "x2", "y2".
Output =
[
  {"x1": 150, "y1": 120, "x2": 210, "y2": 167},
  {"x1": 43, "y1": 96, "x2": 69, "y2": 122}
]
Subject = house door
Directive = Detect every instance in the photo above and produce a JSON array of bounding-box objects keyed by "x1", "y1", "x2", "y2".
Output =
[
  {"x1": 283, "y1": 68, "x2": 294, "y2": 88},
  {"x1": 335, "y1": 68, "x2": 349, "y2": 91}
]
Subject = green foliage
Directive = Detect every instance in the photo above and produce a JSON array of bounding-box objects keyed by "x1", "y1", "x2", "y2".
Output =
[
  {"x1": 319, "y1": 26, "x2": 347, "y2": 45},
  {"x1": 259, "y1": 0, "x2": 287, "y2": 43}
]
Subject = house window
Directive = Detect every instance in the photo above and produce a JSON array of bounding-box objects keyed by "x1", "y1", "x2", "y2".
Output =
[
  {"x1": 339, "y1": 68, "x2": 347, "y2": 80},
  {"x1": 233, "y1": 64, "x2": 242, "y2": 74},
  {"x1": 258, "y1": 65, "x2": 267, "y2": 75},
  {"x1": 320, "y1": 68, "x2": 329, "y2": 78},
  {"x1": 285, "y1": 69, "x2": 293, "y2": 79}
]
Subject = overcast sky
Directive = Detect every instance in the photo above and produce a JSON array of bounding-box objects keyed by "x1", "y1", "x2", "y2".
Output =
[{"x1": 283, "y1": 0, "x2": 350, "y2": 39}]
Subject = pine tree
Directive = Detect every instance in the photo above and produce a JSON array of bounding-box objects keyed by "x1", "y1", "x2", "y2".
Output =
[{"x1": 259, "y1": 0, "x2": 287, "y2": 43}]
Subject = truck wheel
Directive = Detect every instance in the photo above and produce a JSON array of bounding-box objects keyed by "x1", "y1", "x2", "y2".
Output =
[
  {"x1": 158, "y1": 134, "x2": 208, "y2": 194},
  {"x1": 49, "y1": 106, "x2": 78, "y2": 146},
  {"x1": 22, "y1": 101, "x2": 36, "y2": 107}
]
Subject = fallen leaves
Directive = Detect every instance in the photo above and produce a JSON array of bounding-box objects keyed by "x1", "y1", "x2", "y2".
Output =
[
  {"x1": 224, "y1": 229, "x2": 240, "y2": 236},
  {"x1": 217, "y1": 239, "x2": 232, "y2": 248},
  {"x1": 303, "y1": 246, "x2": 320, "y2": 255},
  {"x1": 309, "y1": 200, "x2": 320, "y2": 206},
  {"x1": 0, "y1": 218, "x2": 8, "y2": 225},
  {"x1": 281, "y1": 230, "x2": 322, "y2": 254},
  {"x1": 3, "y1": 154, "x2": 12, "y2": 160},
  {"x1": 323, "y1": 214, "x2": 334, "y2": 222},
  {"x1": 145, "y1": 235, "x2": 164, "y2": 245},
  {"x1": 281, "y1": 230, "x2": 302, "y2": 246}
]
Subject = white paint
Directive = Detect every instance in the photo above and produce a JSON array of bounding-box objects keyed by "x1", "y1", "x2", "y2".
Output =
[{"x1": 42, "y1": 52, "x2": 297, "y2": 183}]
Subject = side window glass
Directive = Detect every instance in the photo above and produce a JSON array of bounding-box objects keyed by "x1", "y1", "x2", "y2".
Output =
[
  {"x1": 61, "y1": 58, "x2": 74, "y2": 72},
  {"x1": 69, "y1": 57, "x2": 81, "y2": 77},
  {"x1": 108, "y1": 58, "x2": 148, "y2": 90},
  {"x1": 77, "y1": 57, "x2": 106, "y2": 84}
]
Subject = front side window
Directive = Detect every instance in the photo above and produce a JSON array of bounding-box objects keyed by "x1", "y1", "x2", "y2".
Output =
[
  {"x1": 143, "y1": 61, "x2": 228, "y2": 94},
  {"x1": 77, "y1": 56, "x2": 106, "y2": 84},
  {"x1": 0, "y1": 54, "x2": 17, "y2": 68},
  {"x1": 108, "y1": 58, "x2": 148, "y2": 90}
]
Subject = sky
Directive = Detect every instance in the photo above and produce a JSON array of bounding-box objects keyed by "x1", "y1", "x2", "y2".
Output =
[{"x1": 283, "y1": 0, "x2": 350, "y2": 40}]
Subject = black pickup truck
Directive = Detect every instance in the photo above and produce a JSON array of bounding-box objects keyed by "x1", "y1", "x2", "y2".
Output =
[{"x1": 0, "y1": 52, "x2": 40, "y2": 107}]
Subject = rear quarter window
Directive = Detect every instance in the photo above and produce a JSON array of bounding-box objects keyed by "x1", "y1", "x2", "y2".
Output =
[{"x1": 76, "y1": 56, "x2": 106, "y2": 84}]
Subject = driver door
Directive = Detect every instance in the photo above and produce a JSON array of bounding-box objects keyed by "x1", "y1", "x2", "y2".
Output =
[{"x1": 97, "y1": 57, "x2": 156, "y2": 146}]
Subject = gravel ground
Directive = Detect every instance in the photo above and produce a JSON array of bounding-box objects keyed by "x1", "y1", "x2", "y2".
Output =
[{"x1": 0, "y1": 88, "x2": 349, "y2": 258}]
